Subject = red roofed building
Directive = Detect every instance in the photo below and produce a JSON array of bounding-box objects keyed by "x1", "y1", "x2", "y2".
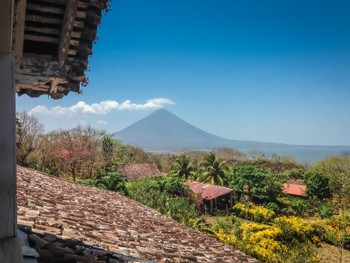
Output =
[
  {"x1": 282, "y1": 183, "x2": 308, "y2": 197},
  {"x1": 187, "y1": 181, "x2": 234, "y2": 214}
]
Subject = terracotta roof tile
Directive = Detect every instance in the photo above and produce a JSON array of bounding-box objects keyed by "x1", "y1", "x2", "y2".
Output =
[
  {"x1": 282, "y1": 183, "x2": 307, "y2": 197},
  {"x1": 17, "y1": 166, "x2": 257, "y2": 262},
  {"x1": 117, "y1": 163, "x2": 161, "y2": 181},
  {"x1": 186, "y1": 181, "x2": 233, "y2": 200}
]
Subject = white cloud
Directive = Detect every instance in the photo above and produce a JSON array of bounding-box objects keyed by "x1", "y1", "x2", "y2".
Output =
[{"x1": 28, "y1": 98, "x2": 175, "y2": 117}]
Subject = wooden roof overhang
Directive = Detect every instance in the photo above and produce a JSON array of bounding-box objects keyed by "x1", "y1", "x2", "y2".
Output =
[{"x1": 13, "y1": 0, "x2": 110, "y2": 99}]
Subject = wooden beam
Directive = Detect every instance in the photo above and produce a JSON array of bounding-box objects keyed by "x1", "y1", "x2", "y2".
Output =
[
  {"x1": 78, "y1": 2, "x2": 89, "y2": 10},
  {"x1": 76, "y1": 11, "x2": 87, "y2": 19},
  {"x1": 58, "y1": 0, "x2": 79, "y2": 64},
  {"x1": 0, "y1": 0, "x2": 13, "y2": 52},
  {"x1": 26, "y1": 3, "x2": 64, "y2": 15},
  {"x1": 14, "y1": 0, "x2": 27, "y2": 58},
  {"x1": 25, "y1": 25, "x2": 60, "y2": 35},
  {"x1": 38, "y1": 0, "x2": 67, "y2": 6},
  {"x1": 67, "y1": 49, "x2": 77, "y2": 55},
  {"x1": 24, "y1": 34, "x2": 58, "y2": 44},
  {"x1": 69, "y1": 39, "x2": 80, "y2": 46},
  {"x1": 71, "y1": 31, "x2": 82, "y2": 38},
  {"x1": 73, "y1": 20, "x2": 84, "y2": 28},
  {"x1": 26, "y1": 14, "x2": 62, "y2": 25}
]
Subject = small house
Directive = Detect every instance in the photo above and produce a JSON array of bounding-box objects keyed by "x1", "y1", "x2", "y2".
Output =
[{"x1": 186, "y1": 181, "x2": 234, "y2": 214}]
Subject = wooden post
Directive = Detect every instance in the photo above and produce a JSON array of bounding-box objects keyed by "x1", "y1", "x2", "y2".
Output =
[
  {"x1": 0, "y1": 0, "x2": 23, "y2": 258},
  {"x1": 0, "y1": 53, "x2": 16, "y2": 239}
]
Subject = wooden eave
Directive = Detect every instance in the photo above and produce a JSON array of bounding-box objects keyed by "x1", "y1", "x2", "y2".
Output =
[{"x1": 13, "y1": 0, "x2": 110, "y2": 99}]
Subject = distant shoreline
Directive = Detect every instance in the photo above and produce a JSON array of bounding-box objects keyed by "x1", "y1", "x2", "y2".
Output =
[{"x1": 147, "y1": 145, "x2": 350, "y2": 163}]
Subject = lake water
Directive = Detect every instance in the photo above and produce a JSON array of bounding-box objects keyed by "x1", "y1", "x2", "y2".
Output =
[{"x1": 236, "y1": 146, "x2": 350, "y2": 163}]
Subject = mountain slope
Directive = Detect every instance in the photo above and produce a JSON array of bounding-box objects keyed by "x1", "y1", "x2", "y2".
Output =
[{"x1": 115, "y1": 109, "x2": 288, "y2": 151}]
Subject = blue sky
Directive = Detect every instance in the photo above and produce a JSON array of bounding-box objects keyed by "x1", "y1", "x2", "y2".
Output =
[{"x1": 17, "y1": 0, "x2": 350, "y2": 146}]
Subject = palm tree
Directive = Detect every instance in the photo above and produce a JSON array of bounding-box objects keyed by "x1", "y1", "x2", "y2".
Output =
[
  {"x1": 168, "y1": 153, "x2": 196, "y2": 180},
  {"x1": 198, "y1": 152, "x2": 229, "y2": 186}
]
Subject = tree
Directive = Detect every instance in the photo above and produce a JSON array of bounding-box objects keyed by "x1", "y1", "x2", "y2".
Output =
[
  {"x1": 229, "y1": 165, "x2": 283, "y2": 203},
  {"x1": 95, "y1": 172, "x2": 127, "y2": 195},
  {"x1": 36, "y1": 132, "x2": 61, "y2": 176},
  {"x1": 101, "y1": 135, "x2": 116, "y2": 174},
  {"x1": 16, "y1": 112, "x2": 44, "y2": 166},
  {"x1": 82, "y1": 126, "x2": 102, "y2": 179},
  {"x1": 168, "y1": 153, "x2": 196, "y2": 180},
  {"x1": 56, "y1": 125, "x2": 101, "y2": 182},
  {"x1": 198, "y1": 152, "x2": 229, "y2": 186},
  {"x1": 304, "y1": 171, "x2": 331, "y2": 200},
  {"x1": 314, "y1": 156, "x2": 350, "y2": 210}
]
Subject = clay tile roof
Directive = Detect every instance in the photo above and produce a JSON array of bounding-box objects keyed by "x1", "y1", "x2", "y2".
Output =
[
  {"x1": 17, "y1": 166, "x2": 257, "y2": 263},
  {"x1": 282, "y1": 183, "x2": 307, "y2": 197},
  {"x1": 117, "y1": 163, "x2": 161, "y2": 181},
  {"x1": 186, "y1": 181, "x2": 233, "y2": 200}
]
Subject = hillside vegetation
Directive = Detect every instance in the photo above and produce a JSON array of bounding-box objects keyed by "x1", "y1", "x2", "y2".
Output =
[{"x1": 17, "y1": 112, "x2": 350, "y2": 263}]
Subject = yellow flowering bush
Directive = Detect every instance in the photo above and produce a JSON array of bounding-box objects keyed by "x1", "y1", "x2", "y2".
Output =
[
  {"x1": 274, "y1": 216, "x2": 321, "y2": 244},
  {"x1": 232, "y1": 202, "x2": 275, "y2": 223},
  {"x1": 323, "y1": 214, "x2": 350, "y2": 248},
  {"x1": 235, "y1": 222, "x2": 286, "y2": 262},
  {"x1": 214, "y1": 228, "x2": 237, "y2": 245},
  {"x1": 211, "y1": 217, "x2": 321, "y2": 263}
]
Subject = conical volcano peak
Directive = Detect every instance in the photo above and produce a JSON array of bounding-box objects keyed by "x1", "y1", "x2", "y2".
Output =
[{"x1": 115, "y1": 110, "x2": 285, "y2": 151}]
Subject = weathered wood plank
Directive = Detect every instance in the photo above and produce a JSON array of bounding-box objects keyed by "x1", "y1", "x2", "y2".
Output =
[
  {"x1": 14, "y1": 0, "x2": 27, "y2": 58},
  {"x1": 58, "y1": 0, "x2": 79, "y2": 64},
  {"x1": 24, "y1": 34, "x2": 58, "y2": 44},
  {"x1": 0, "y1": 54, "x2": 17, "y2": 239},
  {"x1": 26, "y1": 3, "x2": 64, "y2": 15},
  {"x1": 25, "y1": 25, "x2": 60, "y2": 35},
  {"x1": 15, "y1": 57, "x2": 67, "y2": 85},
  {"x1": 26, "y1": 14, "x2": 62, "y2": 25},
  {"x1": 32, "y1": 85, "x2": 50, "y2": 91}
]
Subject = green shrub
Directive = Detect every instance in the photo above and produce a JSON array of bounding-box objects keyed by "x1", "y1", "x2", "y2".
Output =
[
  {"x1": 287, "y1": 197, "x2": 311, "y2": 217},
  {"x1": 267, "y1": 202, "x2": 280, "y2": 214},
  {"x1": 167, "y1": 197, "x2": 197, "y2": 226},
  {"x1": 316, "y1": 201, "x2": 334, "y2": 218}
]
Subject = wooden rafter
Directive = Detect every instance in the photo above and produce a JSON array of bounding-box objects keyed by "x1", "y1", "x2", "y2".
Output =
[
  {"x1": 26, "y1": 3, "x2": 64, "y2": 15},
  {"x1": 14, "y1": 0, "x2": 27, "y2": 58},
  {"x1": 58, "y1": 0, "x2": 79, "y2": 64},
  {"x1": 26, "y1": 14, "x2": 62, "y2": 24},
  {"x1": 24, "y1": 34, "x2": 58, "y2": 44}
]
